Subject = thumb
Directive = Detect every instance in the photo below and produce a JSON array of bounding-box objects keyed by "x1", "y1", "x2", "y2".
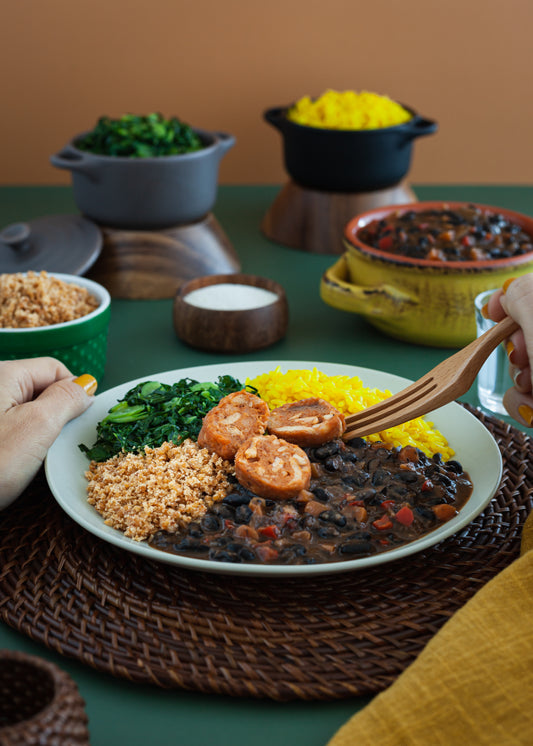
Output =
[
  {"x1": 0, "y1": 375, "x2": 97, "y2": 506},
  {"x1": 27, "y1": 374, "x2": 97, "y2": 451}
]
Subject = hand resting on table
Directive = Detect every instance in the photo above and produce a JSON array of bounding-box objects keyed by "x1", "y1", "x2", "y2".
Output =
[{"x1": 0, "y1": 357, "x2": 96, "y2": 509}]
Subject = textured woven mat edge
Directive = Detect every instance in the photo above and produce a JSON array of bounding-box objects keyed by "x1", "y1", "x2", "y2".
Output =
[{"x1": 0, "y1": 404, "x2": 532, "y2": 701}]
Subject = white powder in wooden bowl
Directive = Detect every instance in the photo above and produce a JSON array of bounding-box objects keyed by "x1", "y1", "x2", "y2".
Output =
[{"x1": 184, "y1": 283, "x2": 278, "y2": 311}]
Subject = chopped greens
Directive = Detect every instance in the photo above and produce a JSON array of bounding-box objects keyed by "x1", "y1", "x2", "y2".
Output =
[
  {"x1": 76, "y1": 113, "x2": 204, "y2": 158},
  {"x1": 79, "y1": 376, "x2": 247, "y2": 462}
]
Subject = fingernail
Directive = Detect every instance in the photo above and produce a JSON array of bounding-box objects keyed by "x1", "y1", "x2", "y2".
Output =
[
  {"x1": 481, "y1": 303, "x2": 490, "y2": 319},
  {"x1": 518, "y1": 404, "x2": 533, "y2": 427},
  {"x1": 502, "y1": 277, "x2": 517, "y2": 293},
  {"x1": 74, "y1": 374, "x2": 98, "y2": 396},
  {"x1": 506, "y1": 340, "x2": 515, "y2": 360}
]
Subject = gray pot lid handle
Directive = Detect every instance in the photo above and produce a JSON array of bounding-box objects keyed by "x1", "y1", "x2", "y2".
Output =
[{"x1": 0, "y1": 214, "x2": 102, "y2": 275}]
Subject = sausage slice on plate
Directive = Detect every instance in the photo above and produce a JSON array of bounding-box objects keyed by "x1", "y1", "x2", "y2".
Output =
[
  {"x1": 235, "y1": 434, "x2": 311, "y2": 500},
  {"x1": 267, "y1": 397, "x2": 345, "y2": 447},
  {"x1": 198, "y1": 390, "x2": 269, "y2": 460}
]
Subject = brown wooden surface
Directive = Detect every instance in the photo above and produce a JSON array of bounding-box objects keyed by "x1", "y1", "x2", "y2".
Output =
[
  {"x1": 173, "y1": 273, "x2": 289, "y2": 352},
  {"x1": 261, "y1": 180, "x2": 417, "y2": 254},
  {"x1": 87, "y1": 213, "x2": 241, "y2": 299}
]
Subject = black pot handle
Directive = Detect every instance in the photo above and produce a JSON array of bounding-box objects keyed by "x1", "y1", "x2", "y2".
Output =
[
  {"x1": 403, "y1": 116, "x2": 438, "y2": 141},
  {"x1": 263, "y1": 107, "x2": 288, "y2": 132}
]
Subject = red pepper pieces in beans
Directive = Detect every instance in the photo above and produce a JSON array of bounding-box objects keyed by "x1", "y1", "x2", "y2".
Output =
[
  {"x1": 258, "y1": 525, "x2": 281, "y2": 540},
  {"x1": 372, "y1": 515, "x2": 393, "y2": 531},
  {"x1": 395, "y1": 506, "x2": 414, "y2": 526}
]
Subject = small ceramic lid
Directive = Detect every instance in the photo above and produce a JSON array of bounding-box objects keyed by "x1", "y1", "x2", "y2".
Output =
[{"x1": 0, "y1": 214, "x2": 102, "y2": 275}]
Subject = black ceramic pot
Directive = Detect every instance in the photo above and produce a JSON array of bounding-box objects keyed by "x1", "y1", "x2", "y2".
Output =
[
  {"x1": 264, "y1": 105, "x2": 437, "y2": 193},
  {"x1": 50, "y1": 128, "x2": 235, "y2": 229}
]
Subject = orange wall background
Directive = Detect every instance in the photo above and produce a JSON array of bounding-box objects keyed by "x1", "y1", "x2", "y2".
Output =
[{"x1": 2, "y1": 0, "x2": 532, "y2": 186}]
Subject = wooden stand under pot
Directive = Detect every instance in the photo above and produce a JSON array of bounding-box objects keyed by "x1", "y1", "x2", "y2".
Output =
[
  {"x1": 261, "y1": 180, "x2": 417, "y2": 255},
  {"x1": 87, "y1": 214, "x2": 240, "y2": 300}
]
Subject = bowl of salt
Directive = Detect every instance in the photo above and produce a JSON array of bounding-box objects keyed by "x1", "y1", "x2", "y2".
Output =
[{"x1": 173, "y1": 273, "x2": 289, "y2": 352}]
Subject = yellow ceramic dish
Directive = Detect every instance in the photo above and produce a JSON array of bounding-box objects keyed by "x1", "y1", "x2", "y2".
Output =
[{"x1": 320, "y1": 202, "x2": 533, "y2": 348}]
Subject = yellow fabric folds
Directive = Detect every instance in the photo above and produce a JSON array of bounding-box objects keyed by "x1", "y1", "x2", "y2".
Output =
[
  {"x1": 327, "y1": 512, "x2": 533, "y2": 746},
  {"x1": 520, "y1": 510, "x2": 533, "y2": 555}
]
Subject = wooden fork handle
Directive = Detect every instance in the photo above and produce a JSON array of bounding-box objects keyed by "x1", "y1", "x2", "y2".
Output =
[
  {"x1": 423, "y1": 315, "x2": 520, "y2": 397},
  {"x1": 343, "y1": 315, "x2": 520, "y2": 440},
  {"x1": 467, "y1": 315, "x2": 520, "y2": 371}
]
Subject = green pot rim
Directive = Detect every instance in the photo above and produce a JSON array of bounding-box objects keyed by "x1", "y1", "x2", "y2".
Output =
[
  {"x1": 0, "y1": 273, "x2": 111, "y2": 354},
  {"x1": 0, "y1": 307, "x2": 110, "y2": 353}
]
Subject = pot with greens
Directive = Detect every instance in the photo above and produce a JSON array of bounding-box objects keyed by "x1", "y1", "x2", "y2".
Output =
[{"x1": 50, "y1": 113, "x2": 235, "y2": 229}]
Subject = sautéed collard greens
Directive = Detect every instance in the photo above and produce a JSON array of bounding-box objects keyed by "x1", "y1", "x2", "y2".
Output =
[{"x1": 79, "y1": 376, "x2": 247, "y2": 462}]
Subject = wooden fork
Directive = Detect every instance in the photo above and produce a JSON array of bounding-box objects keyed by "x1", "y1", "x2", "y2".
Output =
[{"x1": 343, "y1": 315, "x2": 519, "y2": 440}]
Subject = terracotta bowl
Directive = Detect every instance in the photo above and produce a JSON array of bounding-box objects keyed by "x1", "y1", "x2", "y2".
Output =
[
  {"x1": 174, "y1": 273, "x2": 289, "y2": 353},
  {"x1": 320, "y1": 201, "x2": 533, "y2": 347}
]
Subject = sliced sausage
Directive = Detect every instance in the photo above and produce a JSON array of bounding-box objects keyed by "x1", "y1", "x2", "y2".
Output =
[
  {"x1": 198, "y1": 390, "x2": 269, "y2": 461},
  {"x1": 267, "y1": 397, "x2": 345, "y2": 447},
  {"x1": 234, "y1": 434, "x2": 311, "y2": 500}
]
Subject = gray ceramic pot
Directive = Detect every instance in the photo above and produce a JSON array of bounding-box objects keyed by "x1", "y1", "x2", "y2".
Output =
[{"x1": 50, "y1": 128, "x2": 235, "y2": 229}]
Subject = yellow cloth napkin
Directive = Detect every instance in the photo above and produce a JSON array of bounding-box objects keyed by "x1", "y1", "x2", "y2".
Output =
[{"x1": 327, "y1": 512, "x2": 533, "y2": 746}]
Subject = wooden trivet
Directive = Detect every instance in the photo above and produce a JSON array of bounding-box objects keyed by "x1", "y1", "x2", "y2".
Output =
[
  {"x1": 0, "y1": 406, "x2": 531, "y2": 701},
  {"x1": 261, "y1": 180, "x2": 417, "y2": 254},
  {"x1": 86, "y1": 213, "x2": 240, "y2": 299}
]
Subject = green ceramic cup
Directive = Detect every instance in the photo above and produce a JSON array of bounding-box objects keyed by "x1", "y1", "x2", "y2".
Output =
[{"x1": 0, "y1": 273, "x2": 111, "y2": 382}]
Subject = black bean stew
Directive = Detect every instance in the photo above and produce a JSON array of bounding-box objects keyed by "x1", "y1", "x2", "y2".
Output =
[
  {"x1": 149, "y1": 438, "x2": 473, "y2": 566},
  {"x1": 357, "y1": 204, "x2": 533, "y2": 262}
]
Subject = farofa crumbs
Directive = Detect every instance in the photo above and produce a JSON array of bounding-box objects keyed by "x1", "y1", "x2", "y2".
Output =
[
  {"x1": 0, "y1": 270, "x2": 99, "y2": 328},
  {"x1": 85, "y1": 439, "x2": 234, "y2": 541}
]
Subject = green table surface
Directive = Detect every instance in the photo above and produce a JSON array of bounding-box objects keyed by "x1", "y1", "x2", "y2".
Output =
[{"x1": 0, "y1": 184, "x2": 531, "y2": 745}]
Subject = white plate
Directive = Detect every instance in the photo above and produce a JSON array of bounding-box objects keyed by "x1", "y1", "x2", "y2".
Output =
[{"x1": 45, "y1": 361, "x2": 503, "y2": 577}]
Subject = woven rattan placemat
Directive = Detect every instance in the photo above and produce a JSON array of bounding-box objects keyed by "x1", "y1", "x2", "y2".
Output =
[{"x1": 1, "y1": 405, "x2": 532, "y2": 701}]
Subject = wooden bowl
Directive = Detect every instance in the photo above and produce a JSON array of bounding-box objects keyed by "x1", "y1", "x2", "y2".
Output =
[{"x1": 173, "y1": 273, "x2": 288, "y2": 353}]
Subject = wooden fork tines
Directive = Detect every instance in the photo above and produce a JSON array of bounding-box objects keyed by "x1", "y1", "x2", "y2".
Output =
[{"x1": 343, "y1": 315, "x2": 518, "y2": 440}]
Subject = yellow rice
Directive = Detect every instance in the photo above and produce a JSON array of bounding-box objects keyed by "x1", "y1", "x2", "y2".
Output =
[
  {"x1": 246, "y1": 367, "x2": 454, "y2": 460},
  {"x1": 287, "y1": 89, "x2": 412, "y2": 130}
]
